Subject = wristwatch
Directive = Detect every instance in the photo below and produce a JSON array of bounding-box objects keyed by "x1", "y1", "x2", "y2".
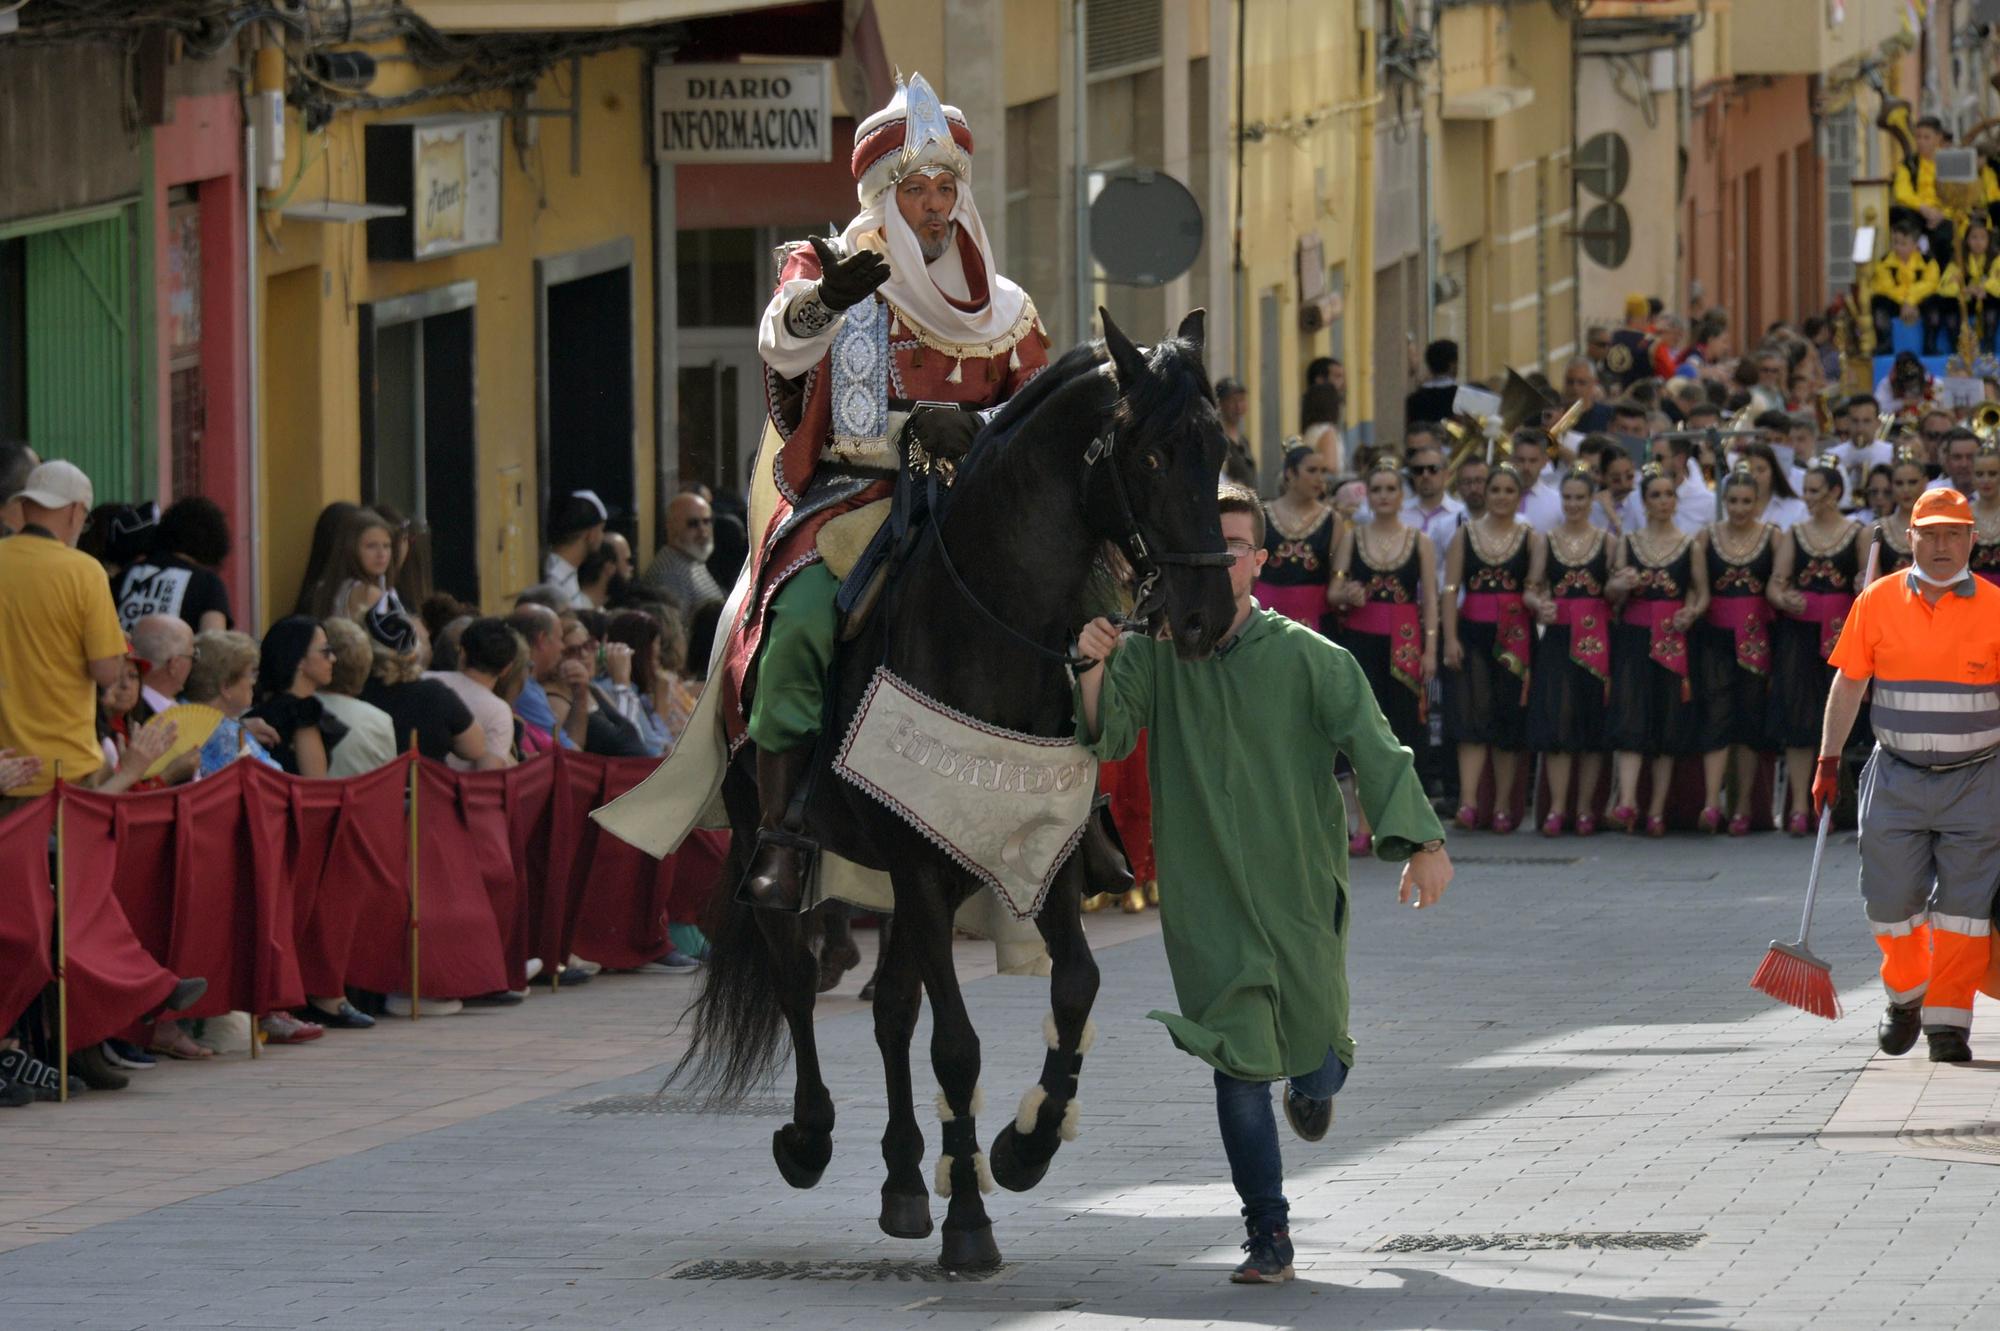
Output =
[{"x1": 1415, "y1": 838, "x2": 1445, "y2": 855}]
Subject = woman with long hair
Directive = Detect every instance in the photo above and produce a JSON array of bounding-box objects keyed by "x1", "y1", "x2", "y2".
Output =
[
  {"x1": 1606, "y1": 465, "x2": 1710, "y2": 836},
  {"x1": 1866, "y1": 451, "x2": 1927, "y2": 578},
  {"x1": 294, "y1": 502, "x2": 358, "y2": 616},
  {"x1": 371, "y1": 503, "x2": 434, "y2": 611},
  {"x1": 1694, "y1": 469, "x2": 1779, "y2": 835},
  {"x1": 1329, "y1": 461, "x2": 1436, "y2": 852},
  {"x1": 1970, "y1": 444, "x2": 2000, "y2": 583},
  {"x1": 1734, "y1": 439, "x2": 1807, "y2": 528},
  {"x1": 306, "y1": 508, "x2": 398, "y2": 621},
  {"x1": 1524, "y1": 469, "x2": 1612, "y2": 836},
  {"x1": 1768, "y1": 461, "x2": 1863, "y2": 835},
  {"x1": 1441, "y1": 462, "x2": 1532, "y2": 833},
  {"x1": 1255, "y1": 444, "x2": 1339, "y2": 628},
  {"x1": 247, "y1": 616, "x2": 347, "y2": 778},
  {"x1": 1853, "y1": 463, "x2": 1896, "y2": 526}
]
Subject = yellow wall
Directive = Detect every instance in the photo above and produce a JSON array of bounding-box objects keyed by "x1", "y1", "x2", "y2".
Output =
[{"x1": 256, "y1": 47, "x2": 656, "y2": 626}]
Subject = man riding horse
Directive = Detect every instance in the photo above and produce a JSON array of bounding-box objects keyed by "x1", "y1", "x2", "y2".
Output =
[{"x1": 727, "y1": 74, "x2": 1051, "y2": 911}]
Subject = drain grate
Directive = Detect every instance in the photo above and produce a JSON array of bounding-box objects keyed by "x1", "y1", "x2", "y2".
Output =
[
  {"x1": 1374, "y1": 1232, "x2": 1706, "y2": 1253},
  {"x1": 565, "y1": 1093, "x2": 791, "y2": 1117},
  {"x1": 1899, "y1": 1125, "x2": 2000, "y2": 1156},
  {"x1": 1448, "y1": 855, "x2": 1582, "y2": 866},
  {"x1": 670, "y1": 1259, "x2": 1008, "y2": 1282}
]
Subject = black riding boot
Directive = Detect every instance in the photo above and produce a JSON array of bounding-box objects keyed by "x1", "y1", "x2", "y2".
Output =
[{"x1": 741, "y1": 746, "x2": 817, "y2": 912}]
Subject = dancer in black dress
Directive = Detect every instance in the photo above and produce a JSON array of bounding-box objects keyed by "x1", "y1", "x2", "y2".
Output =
[
  {"x1": 1524, "y1": 469, "x2": 1611, "y2": 836},
  {"x1": 1255, "y1": 445, "x2": 1340, "y2": 628},
  {"x1": 1694, "y1": 469, "x2": 1779, "y2": 836},
  {"x1": 1607, "y1": 466, "x2": 1710, "y2": 837},
  {"x1": 1969, "y1": 444, "x2": 2000, "y2": 585},
  {"x1": 1441, "y1": 463, "x2": 1532, "y2": 833},
  {"x1": 1768, "y1": 460, "x2": 1862, "y2": 836},
  {"x1": 1867, "y1": 452, "x2": 1926, "y2": 578}
]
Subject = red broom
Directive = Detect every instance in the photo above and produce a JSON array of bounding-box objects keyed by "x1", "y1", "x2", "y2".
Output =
[{"x1": 1750, "y1": 806, "x2": 1841, "y2": 1019}]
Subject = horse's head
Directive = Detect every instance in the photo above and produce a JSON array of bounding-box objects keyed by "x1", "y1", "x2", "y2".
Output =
[{"x1": 1094, "y1": 307, "x2": 1237, "y2": 660}]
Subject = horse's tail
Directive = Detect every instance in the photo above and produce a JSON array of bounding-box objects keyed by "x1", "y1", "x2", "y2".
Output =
[{"x1": 664, "y1": 766, "x2": 790, "y2": 1105}]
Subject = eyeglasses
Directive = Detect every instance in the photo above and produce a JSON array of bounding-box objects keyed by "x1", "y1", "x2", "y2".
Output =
[
  {"x1": 1408, "y1": 463, "x2": 1441, "y2": 475},
  {"x1": 1225, "y1": 540, "x2": 1258, "y2": 560},
  {"x1": 683, "y1": 517, "x2": 714, "y2": 527}
]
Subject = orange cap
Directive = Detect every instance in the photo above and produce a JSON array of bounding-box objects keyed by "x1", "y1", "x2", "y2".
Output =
[{"x1": 1911, "y1": 487, "x2": 1974, "y2": 527}]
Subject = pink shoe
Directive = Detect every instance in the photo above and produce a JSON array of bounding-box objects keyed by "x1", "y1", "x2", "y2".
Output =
[
  {"x1": 1455, "y1": 805, "x2": 1482, "y2": 831},
  {"x1": 1645, "y1": 814, "x2": 1667, "y2": 838},
  {"x1": 1540, "y1": 813, "x2": 1567, "y2": 838},
  {"x1": 1574, "y1": 813, "x2": 1599, "y2": 837},
  {"x1": 1787, "y1": 811, "x2": 1810, "y2": 837},
  {"x1": 1491, "y1": 811, "x2": 1517, "y2": 835},
  {"x1": 1697, "y1": 806, "x2": 1724, "y2": 833},
  {"x1": 1728, "y1": 815, "x2": 1752, "y2": 837},
  {"x1": 1609, "y1": 804, "x2": 1638, "y2": 832},
  {"x1": 1349, "y1": 831, "x2": 1373, "y2": 857}
]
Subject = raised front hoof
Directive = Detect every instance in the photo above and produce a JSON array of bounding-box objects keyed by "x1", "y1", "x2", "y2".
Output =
[
  {"x1": 771, "y1": 1123, "x2": 831, "y2": 1190},
  {"x1": 879, "y1": 1190, "x2": 934, "y2": 1239},
  {"x1": 987, "y1": 1122, "x2": 1054, "y2": 1193},
  {"x1": 938, "y1": 1223, "x2": 1003, "y2": 1273}
]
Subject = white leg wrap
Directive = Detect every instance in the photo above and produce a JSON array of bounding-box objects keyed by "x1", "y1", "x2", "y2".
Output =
[
  {"x1": 934, "y1": 1153, "x2": 954, "y2": 1197},
  {"x1": 932, "y1": 1151, "x2": 994, "y2": 1197},
  {"x1": 1014, "y1": 1084, "x2": 1048, "y2": 1134},
  {"x1": 1060, "y1": 1097, "x2": 1081, "y2": 1142},
  {"x1": 934, "y1": 1087, "x2": 983, "y2": 1123},
  {"x1": 973, "y1": 1151, "x2": 994, "y2": 1194},
  {"x1": 1043, "y1": 1013, "x2": 1098, "y2": 1055}
]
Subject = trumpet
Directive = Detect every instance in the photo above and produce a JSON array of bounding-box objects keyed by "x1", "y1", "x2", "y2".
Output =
[{"x1": 1973, "y1": 402, "x2": 2000, "y2": 444}]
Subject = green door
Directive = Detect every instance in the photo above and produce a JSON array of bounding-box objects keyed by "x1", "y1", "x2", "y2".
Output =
[{"x1": 24, "y1": 214, "x2": 133, "y2": 498}]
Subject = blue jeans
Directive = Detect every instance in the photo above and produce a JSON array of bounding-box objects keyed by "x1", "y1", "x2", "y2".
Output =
[{"x1": 1213, "y1": 1047, "x2": 1349, "y2": 1229}]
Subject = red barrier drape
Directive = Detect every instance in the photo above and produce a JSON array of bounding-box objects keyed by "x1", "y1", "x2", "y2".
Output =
[
  {"x1": 1098, "y1": 735, "x2": 1156, "y2": 885},
  {"x1": 564, "y1": 756, "x2": 683, "y2": 971},
  {"x1": 0, "y1": 797, "x2": 56, "y2": 1037}
]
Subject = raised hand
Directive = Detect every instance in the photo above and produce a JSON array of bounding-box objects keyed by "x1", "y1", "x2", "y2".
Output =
[{"x1": 809, "y1": 235, "x2": 891, "y2": 312}]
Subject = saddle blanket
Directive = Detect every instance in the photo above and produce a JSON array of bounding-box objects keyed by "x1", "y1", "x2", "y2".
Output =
[{"x1": 834, "y1": 667, "x2": 1096, "y2": 920}]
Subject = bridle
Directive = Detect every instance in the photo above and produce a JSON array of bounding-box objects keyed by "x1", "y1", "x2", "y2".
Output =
[{"x1": 929, "y1": 381, "x2": 1234, "y2": 670}]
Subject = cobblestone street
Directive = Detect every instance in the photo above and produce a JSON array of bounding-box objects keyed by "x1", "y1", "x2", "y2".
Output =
[{"x1": 7, "y1": 827, "x2": 2000, "y2": 1330}]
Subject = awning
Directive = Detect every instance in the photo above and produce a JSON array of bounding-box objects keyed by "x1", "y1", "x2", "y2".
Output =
[{"x1": 403, "y1": 0, "x2": 804, "y2": 31}]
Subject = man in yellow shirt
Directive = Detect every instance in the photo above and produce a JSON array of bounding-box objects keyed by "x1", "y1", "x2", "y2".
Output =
[
  {"x1": 0, "y1": 461, "x2": 132, "y2": 809},
  {"x1": 1893, "y1": 116, "x2": 1957, "y2": 264},
  {"x1": 1871, "y1": 221, "x2": 1946, "y2": 355}
]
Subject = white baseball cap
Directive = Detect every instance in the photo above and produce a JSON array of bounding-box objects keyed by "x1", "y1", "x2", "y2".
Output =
[{"x1": 14, "y1": 460, "x2": 94, "y2": 511}]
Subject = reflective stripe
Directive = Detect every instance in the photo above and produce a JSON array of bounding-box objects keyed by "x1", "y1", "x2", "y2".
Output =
[
  {"x1": 1873, "y1": 725, "x2": 2000, "y2": 755},
  {"x1": 1870, "y1": 912, "x2": 1930, "y2": 937},
  {"x1": 1931, "y1": 912, "x2": 1993, "y2": 937},
  {"x1": 1922, "y1": 1005, "x2": 1974, "y2": 1029},
  {"x1": 1874, "y1": 683, "x2": 2000, "y2": 711},
  {"x1": 1885, "y1": 981, "x2": 1929, "y2": 1003}
]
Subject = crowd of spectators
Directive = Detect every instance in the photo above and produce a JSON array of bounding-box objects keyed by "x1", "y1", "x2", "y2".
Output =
[{"x1": 0, "y1": 442, "x2": 740, "y2": 1105}]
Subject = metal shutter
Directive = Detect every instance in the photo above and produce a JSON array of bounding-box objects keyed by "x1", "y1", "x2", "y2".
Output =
[{"x1": 26, "y1": 213, "x2": 133, "y2": 497}]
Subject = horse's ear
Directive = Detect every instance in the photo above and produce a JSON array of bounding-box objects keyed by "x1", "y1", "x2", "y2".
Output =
[
  {"x1": 1175, "y1": 308, "x2": 1207, "y2": 361},
  {"x1": 1099, "y1": 307, "x2": 1148, "y2": 389}
]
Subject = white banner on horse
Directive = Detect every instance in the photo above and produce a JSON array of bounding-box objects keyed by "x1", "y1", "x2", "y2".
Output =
[{"x1": 835, "y1": 668, "x2": 1096, "y2": 920}]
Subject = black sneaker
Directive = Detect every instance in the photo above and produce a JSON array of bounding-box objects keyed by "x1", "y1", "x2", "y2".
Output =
[
  {"x1": 1283, "y1": 1087, "x2": 1334, "y2": 1143},
  {"x1": 1928, "y1": 1029, "x2": 1973, "y2": 1063},
  {"x1": 1230, "y1": 1223, "x2": 1295, "y2": 1284},
  {"x1": 70, "y1": 1044, "x2": 129, "y2": 1092},
  {"x1": 1878, "y1": 1002, "x2": 1922, "y2": 1056}
]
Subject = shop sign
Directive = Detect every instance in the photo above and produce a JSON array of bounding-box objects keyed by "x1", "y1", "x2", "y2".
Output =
[
  {"x1": 652, "y1": 62, "x2": 831, "y2": 164},
  {"x1": 365, "y1": 114, "x2": 503, "y2": 262}
]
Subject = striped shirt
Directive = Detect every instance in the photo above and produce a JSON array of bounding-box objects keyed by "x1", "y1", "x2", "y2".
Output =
[{"x1": 1829, "y1": 570, "x2": 2000, "y2": 767}]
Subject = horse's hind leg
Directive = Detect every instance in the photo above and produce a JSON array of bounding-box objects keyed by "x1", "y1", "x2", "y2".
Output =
[
  {"x1": 871, "y1": 909, "x2": 931, "y2": 1239},
  {"x1": 757, "y1": 910, "x2": 835, "y2": 1189},
  {"x1": 903, "y1": 875, "x2": 1001, "y2": 1272},
  {"x1": 990, "y1": 855, "x2": 1100, "y2": 1192}
]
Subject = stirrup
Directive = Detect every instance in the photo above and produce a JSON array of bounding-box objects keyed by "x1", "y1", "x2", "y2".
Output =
[{"x1": 737, "y1": 826, "x2": 823, "y2": 913}]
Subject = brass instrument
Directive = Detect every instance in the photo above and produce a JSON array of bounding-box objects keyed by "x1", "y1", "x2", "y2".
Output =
[
  {"x1": 1499, "y1": 368, "x2": 1558, "y2": 436},
  {"x1": 1440, "y1": 413, "x2": 1492, "y2": 474},
  {"x1": 1973, "y1": 402, "x2": 2000, "y2": 444}
]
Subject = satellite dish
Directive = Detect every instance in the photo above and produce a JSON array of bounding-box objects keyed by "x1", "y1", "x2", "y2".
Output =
[
  {"x1": 1580, "y1": 201, "x2": 1632, "y2": 270},
  {"x1": 1089, "y1": 171, "x2": 1204, "y2": 287},
  {"x1": 1575, "y1": 131, "x2": 1631, "y2": 203}
]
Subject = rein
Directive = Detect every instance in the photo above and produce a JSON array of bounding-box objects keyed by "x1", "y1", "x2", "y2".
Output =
[{"x1": 928, "y1": 384, "x2": 1234, "y2": 672}]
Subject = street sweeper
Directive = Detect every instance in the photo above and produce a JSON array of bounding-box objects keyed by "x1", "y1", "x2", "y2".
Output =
[{"x1": 1815, "y1": 487, "x2": 2000, "y2": 1063}]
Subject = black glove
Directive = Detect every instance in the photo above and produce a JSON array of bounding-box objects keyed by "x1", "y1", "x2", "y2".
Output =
[
  {"x1": 810, "y1": 235, "x2": 891, "y2": 312},
  {"x1": 907, "y1": 404, "x2": 981, "y2": 463}
]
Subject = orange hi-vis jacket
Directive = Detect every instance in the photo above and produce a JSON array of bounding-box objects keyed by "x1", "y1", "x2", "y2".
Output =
[
  {"x1": 1830, "y1": 570, "x2": 2000, "y2": 1028},
  {"x1": 1870, "y1": 251, "x2": 1941, "y2": 307}
]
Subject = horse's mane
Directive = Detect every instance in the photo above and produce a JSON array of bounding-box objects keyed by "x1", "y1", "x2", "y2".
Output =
[{"x1": 1116, "y1": 338, "x2": 1216, "y2": 440}]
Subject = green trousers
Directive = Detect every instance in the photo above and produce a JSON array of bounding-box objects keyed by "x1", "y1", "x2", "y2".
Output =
[{"x1": 746, "y1": 561, "x2": 838, "y2": 753}]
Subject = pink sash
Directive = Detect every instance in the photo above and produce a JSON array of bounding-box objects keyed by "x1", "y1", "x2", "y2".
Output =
[
  {"x1": 1622, "y1": 599, "x2": 1690, "y2": 698},
  {"x1": 1461, "y1": 590, "x2": 1532, "y2": 687},
  {"x1": 1554, "y1": 596, "x2": 1611, "y2": 688},
  {"x1": 1704, "y1": 595, "x2": 1773, "y2": 675},
  {"x1": 1787, "y1": 590, "x2": 1853, "y2": 661},
  {"x1": 1255, "y1": 580, "x2": 1329, "y2": 629},
  {"x1": 1343, "y1": 600, "x2": 1427, "y2": 714}
]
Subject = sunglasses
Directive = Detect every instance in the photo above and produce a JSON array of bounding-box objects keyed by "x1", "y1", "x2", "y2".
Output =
[{"x1": 1407, "y1": 463, "x2": 1441, "y2": 475}]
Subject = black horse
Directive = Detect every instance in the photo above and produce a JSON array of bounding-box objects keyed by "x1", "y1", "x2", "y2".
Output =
[{"x1": 673, "y1": 308, "x2": 1234, "y2": 1271}]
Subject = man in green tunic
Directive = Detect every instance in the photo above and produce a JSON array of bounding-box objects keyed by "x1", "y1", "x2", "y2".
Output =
[{"x1": 1076, "y1": 483, "x2": 1453, "y2": 1284}]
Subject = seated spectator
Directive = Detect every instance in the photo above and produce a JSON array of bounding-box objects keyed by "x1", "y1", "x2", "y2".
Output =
[
  {"x1": 557, "y1": 613, "x2": 649, "y2": 757},
  {"x1": 419, "y1": 593, "x2": 472, "y2": 651},
  {"x1": 131, "y1": 613, "x2": 196, "y2": 713},
  {"x1": 317, "y1": 618, "x2": 399, "y2": 777},
  {"x1": 91, "y1": 654, "x2": 181, "y2": 795},
  {"x1": 183, "y1": 631, "x2": 281, "y2": 778},
  {"x1": 428, "y1": 614, "x2": 474, "y2": 673},
  {"x1": 305, "y1": 508, "x2": 398, "y2": 621},
  {"x1": 577, "y1": 544, "x2": 624, "y2": 610},
  {"x1": 426, "y1": 617, "x2": 524, "y2": 769},
  {"x1": 360, "y1": 605, "x2": 503, "y2": 768},
  {"x1": 115, "y1": 496, "x2": 234, "y2": 634},
  {"x1": 639, "y1": 492, "x2": 724, "y2": 614},
  {"x1": 506, "y1": 604, "x2": 582, "y2": 754},
  {"x1": 514, "y1": 583, "x2": 571, "y2": 616},
  {"x1": 247, "y1": 617, "x2": 349, "y2": 778},
  {"x1": 605, "y1": 606, "x2": 699, "y2": 754}
]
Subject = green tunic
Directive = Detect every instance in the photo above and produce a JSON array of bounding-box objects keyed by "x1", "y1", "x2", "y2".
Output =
[{"x1": 1079, "y1": 608, "x2": 1445, "y2": 1082}]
